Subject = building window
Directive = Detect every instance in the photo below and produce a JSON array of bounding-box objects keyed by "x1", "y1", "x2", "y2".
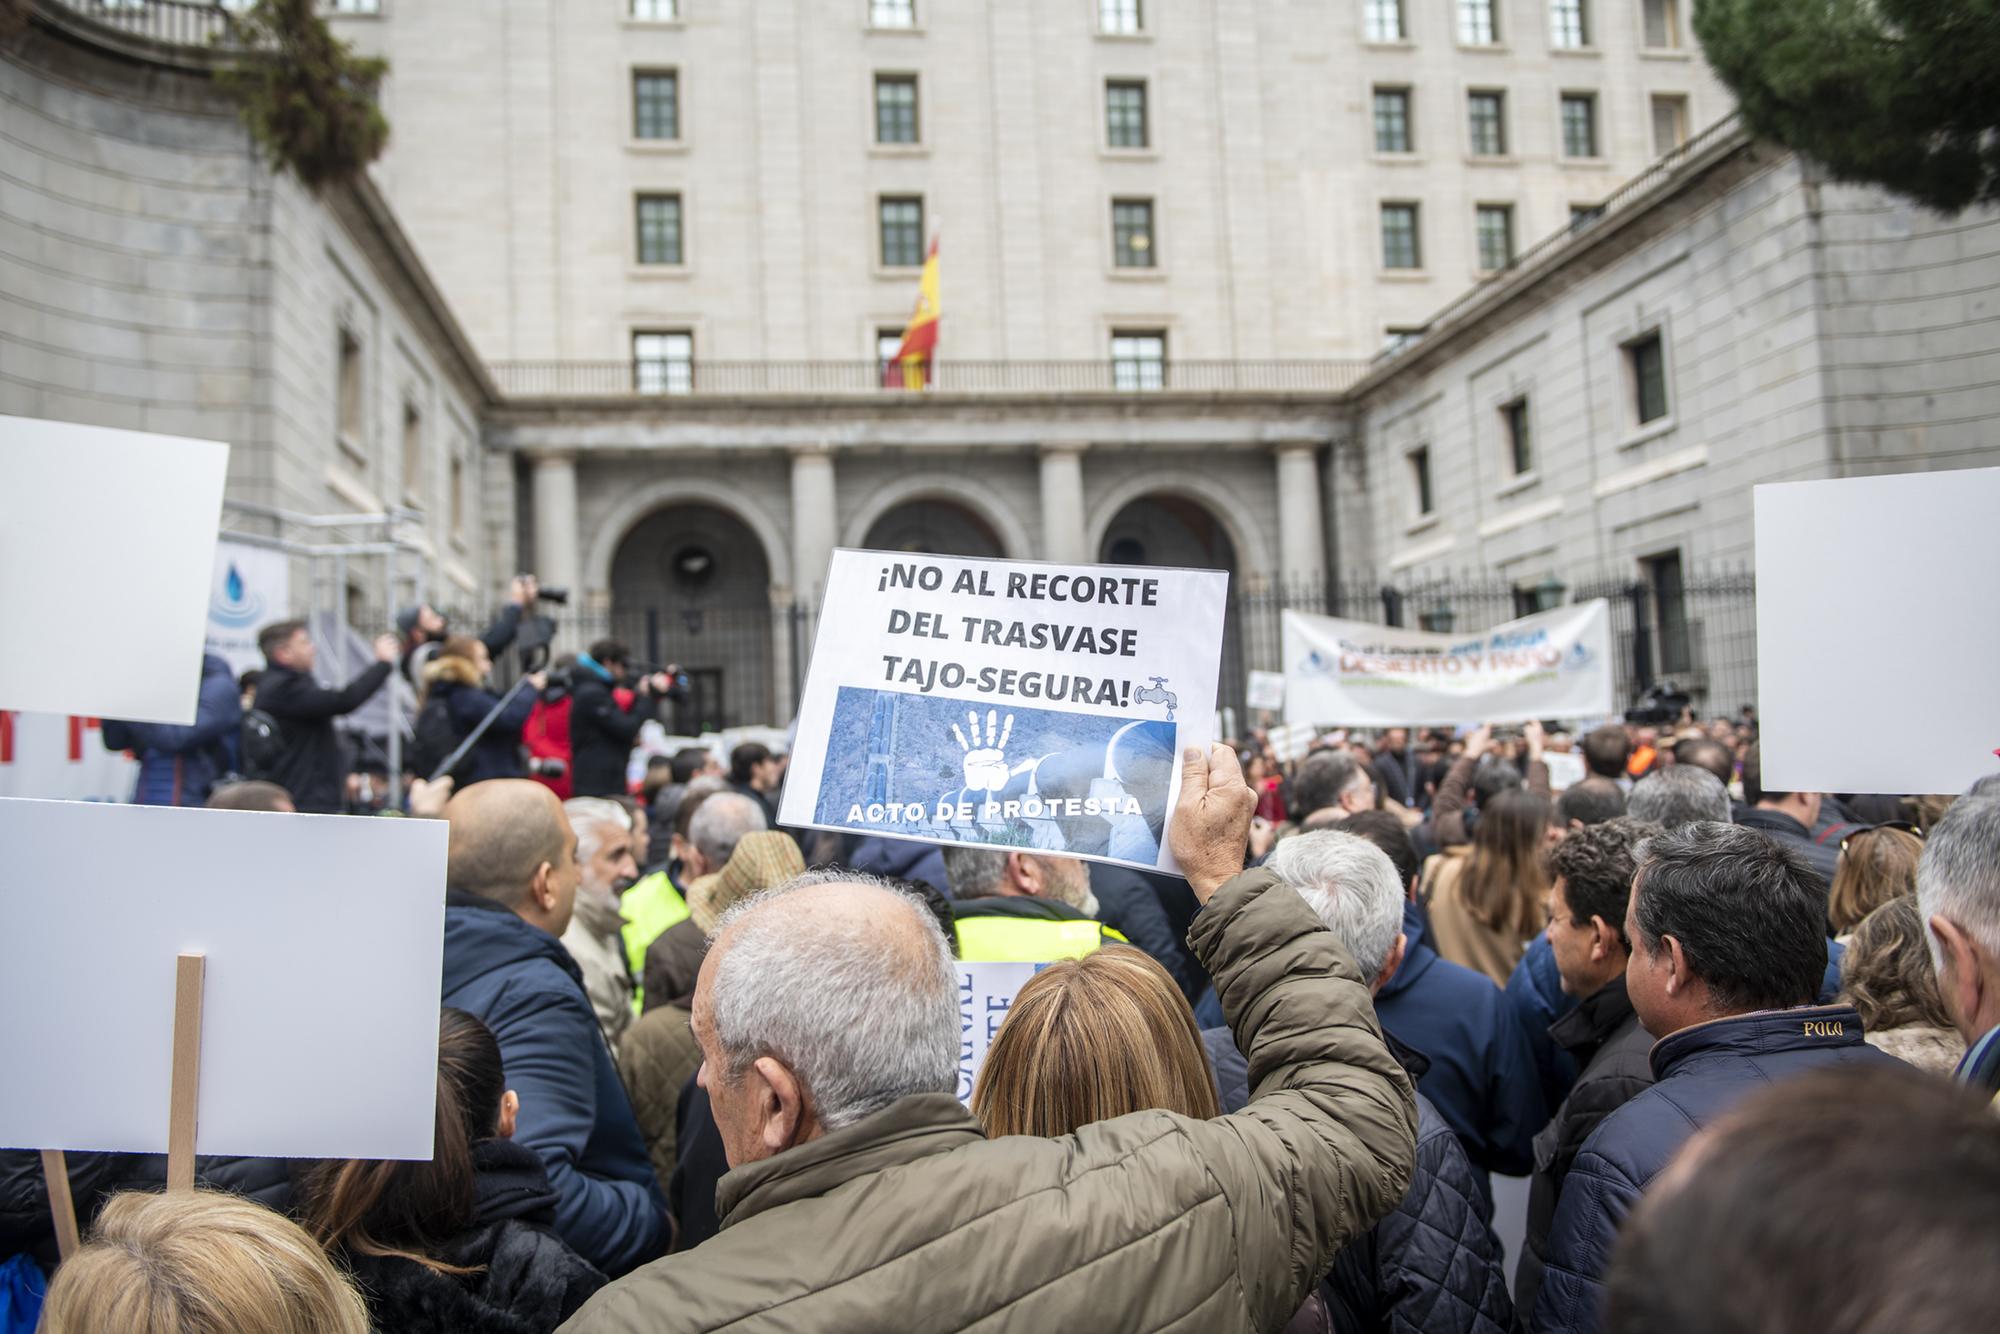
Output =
[
  {"x1": 1110, "y1": 331, "x2": 1166, "y2": 391},
  {"x1": 1651, "y1": 94, "x2": 1689, "y2": 155},
  {"x1": 1468, "y1": 91, "x2": 1507, "y2": 156},
  {"x1": 1642, "y1": 0, "x2": 1680, "y2": 48},
  {"x1": 1111, "y1": 198, "x2": 1156, "y2": 268},
  {"x1": 629, "y1": 0, "x2": 677, "y2": 19},
  {"x1": 1644, "y1": 549, "x2": 1692, "y2": 674},
  {"x1": 1106, "y1": 80, "x2": 1148, "y2": 148},
  {"x1": 400, "y1": 401, "x2": 422, "y2": 501},
  {"x1": 1364, "y1": 0, "x2": 1404, "y2": 42},
  {"x1": 1550, "y1": 0, "x2": 1588, "y2": 47},
  {"x1": 1098, "y1": 0, "x2": 1142, "y2": 35},
  {"x1": 876, "y1": 327, "x2": 905, "y2": 369},
  {"x1": 1457, "y1": 0, "x2": 1498, "y2": 44},
  {"x1": 449, "y1": 453, "x2": 465, "y2": 537},
  {"x1": 879, "y1": 196, "x2": 924, "y2": 267},
  {"x1": 633, "y1": 70, "x2": 679, "y2": 140},
  {"x1": 1561, "y1": 92, "x2": 1598, "y2": 157},
  {"x1": 1409, "y1": 446, "x2": 1434, "y2": 517},
  {"x1": 1373, "y1": 87, "x2": 1412, "y2": 153},
  {"x1": 1381, "y1": 202, "x2": 1421, "y2": 269},
  {"x1": 1627, "y1": 330, "x2": 1669, "y2": 424},
  {"x1": 636, "y1": 193, "x2": 683, "y2": 265},
  {"x1": 1475, "y1": 204, "x2": 1515, "y2": 271},
  {"x1": 1502, "y1": 396, "x2": 1532, "y2": 475},
  {"x1": 633, "y1": 331, "x2": 693, "y2": 395},
  {"x1": 329, "y1": 0, "x2": 380, "y2": 12},
  {"x1": 1570, "y1": 201, "x2": 1604, "y2": 230},
  {"x1": 1382, "y1": 326, "x2": 1423, "y2": 354},
  {"x1": 874, "y1": 74, "x2": 919, "y2": 143},
  {"x1": 870, "y1": 0, "x2": 915, "y2": 27},
  {"x1": 336, "y1": 329, "x2": 363, "y2": 451}
]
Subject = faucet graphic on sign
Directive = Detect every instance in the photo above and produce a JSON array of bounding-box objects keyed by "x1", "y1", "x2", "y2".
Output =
[{"x1": 1134, "y1": 676, "x2": 1178, "y2": 721}]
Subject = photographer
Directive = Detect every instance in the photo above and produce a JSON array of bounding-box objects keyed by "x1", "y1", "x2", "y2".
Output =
[
  {"x1": 251, "y1": 620, "x2": 400, "y2": 815},
  {"x1": 414, "y1": 637, "x2": 547, "y2": 789},
  {"x1": 569, "y1": 640, "x2": 685, "y2": 798},
  {"x1": 395, "y1": 574, "x2": 545, "y2": 684}
]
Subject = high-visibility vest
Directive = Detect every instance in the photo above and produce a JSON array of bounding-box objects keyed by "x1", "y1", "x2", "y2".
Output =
[
  {"x1": 621, "y1": 871, "x2": 691, "y2": 1013},
  {"x1": 954, "y1": 914, "x2": 1127, "y2": 963}
]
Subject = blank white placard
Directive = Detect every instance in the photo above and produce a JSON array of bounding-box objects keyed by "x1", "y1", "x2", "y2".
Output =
[
  {"x1": 0, "y1": 416, "x2": 228, "y2": 724},
  {"x1": 1755, "y1": 468, "x2": 2000, "y2": 795},
  {"x1": 0, "y1": 801, "x2": 446, "y2": 1160}
]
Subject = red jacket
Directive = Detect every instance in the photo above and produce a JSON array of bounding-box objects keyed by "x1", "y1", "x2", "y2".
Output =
[{"x1": 524, "y1": 696, "x2": 573, "y2": 800}]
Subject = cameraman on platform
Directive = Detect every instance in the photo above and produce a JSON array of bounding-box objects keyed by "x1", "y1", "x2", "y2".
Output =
[
  {"x1": 394, "y1": 573, "x2": 545, "y2": 684},
  {"x1": 570, "y1": 639, "x2": 686, "y2": 798}
]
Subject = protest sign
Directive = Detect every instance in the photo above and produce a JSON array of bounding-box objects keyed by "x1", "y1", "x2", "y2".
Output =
[
  {"x1": 1542, "y1": 750, "x2": 1587, "y2": 792},
  {"x1": 0, "y1": 416, "x2": 228, "y2": 725},
  {"x1": 0, "y1": 800, "x2": 446, "y2": 1160},
  {"x1": 1755, "y1": 468, "x2": 2000, "y2": 795},
  {"x1": 955, "y1": 961, "x2": 1040, "y2": 1104},
  {"x1": 1246, "y1": 670, "x2": 1286, "y2": 713},
  {"x1": 1266, "y1": 722, "x2": 1321, "y2": 764},
  {"x1": 779, "y1": 550, "x2": 1230, "y2": 875},
  {"x1": 1282, "y1": 602, "x2": 1613, "y2": 727},
  {"x1": 206, "y1": 540, "x2": 291, "y2": 676},
  {"x1": 0, "y1": 712, "x2": 138, "y2": 801}
]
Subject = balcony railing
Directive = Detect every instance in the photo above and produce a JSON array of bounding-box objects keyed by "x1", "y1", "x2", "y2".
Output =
[
  {"x1": 45, "y1": 0, "x2": 242, "y2": 49},
  {"x1": 488, "y1": 359, "x2": 1370, "y2": 399}
]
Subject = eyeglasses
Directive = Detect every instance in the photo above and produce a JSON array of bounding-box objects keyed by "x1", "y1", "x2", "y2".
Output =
[{"x1": 1840, "y1": 821, "x2": 1923, "y2": 854}]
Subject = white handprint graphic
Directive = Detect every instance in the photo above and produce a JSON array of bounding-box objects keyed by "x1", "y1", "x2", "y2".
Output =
[{"x1": 952, "y1": 708, "x2": 1014, "y2": 792}]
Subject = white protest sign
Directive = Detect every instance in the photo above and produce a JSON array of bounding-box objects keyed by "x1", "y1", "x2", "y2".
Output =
[
  {"x1": 207, "y1": 540, "x2": 291, "y2": 676},
  {"x1": 1246, "y1": 670, "x2": 1287, "y2": 713},
  {"x1": 955, "y1": 961, "x2": 1041, "y2": 1104},
  {"x1": 1755, "y1": 468, "x2": 2000, "y2": 794},
  {"x1": 0, "y1": 416, "x2": 228, "y2": 724},
  {"x1": 1266, "y1": 721, "x2": 1320, "y2": 764},
  {"x1": 0, "y1": 712, "x2": 139, "y2": 802},
  {"x1": 1283, "y1": 602, "x2": 1613, "y2": 727},
  {"x1": 1542, "y1": 750, "x2": 1587, "y2": 792},
  {"x1": 779, "y1": 550, "x2": 1230, "y2": 875},
  {"x1": 0, "y1": 800, "x2": 446, "y2": 1159}
]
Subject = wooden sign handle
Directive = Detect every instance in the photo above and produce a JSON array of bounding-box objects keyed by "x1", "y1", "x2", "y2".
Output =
[
  {"x1": 40, "y1": 1149, "x2": 79, "y2": 1261},
  {"x1": 166, "y1": 952, "x2": 206, "y2": 1194}
]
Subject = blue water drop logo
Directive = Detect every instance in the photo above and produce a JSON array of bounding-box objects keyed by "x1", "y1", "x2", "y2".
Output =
[{"x1": 225, "y1": 564, "x2": 245, "y2": 603}]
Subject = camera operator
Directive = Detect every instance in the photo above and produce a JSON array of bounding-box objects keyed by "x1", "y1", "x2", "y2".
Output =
[
  {"x1": 570, "y1": 639, "x2": 686, "y2": 798},
  {"x1": 393, "y1": 574, "x2": 546, "y2": 683},
  {"x1": 251, "y1": 620, "x2": 400, "y2": 815}
]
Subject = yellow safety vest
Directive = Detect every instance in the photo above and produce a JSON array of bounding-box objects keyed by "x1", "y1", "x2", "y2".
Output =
[
  {"x1": 621, "y1": 871, "x2": 692, "y2": 1013},
  {"x1": 954, "y1": 914, "x2": 1128, "y2": 963}
]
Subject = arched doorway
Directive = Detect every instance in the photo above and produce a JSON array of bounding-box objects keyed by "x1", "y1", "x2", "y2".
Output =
[
  {"x1": 1097, "y1": 494, "x2": 1249, "y2": 731},
  {"x1": 609, "y1": 503, "x2": 774, "y2": 731},
  {"x1": 861, "y1": 498, "x2": 1006, "y2": 559}
]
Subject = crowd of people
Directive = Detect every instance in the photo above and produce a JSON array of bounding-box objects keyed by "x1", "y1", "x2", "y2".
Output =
[{"x1": 7, "y1": 619, "x2": 1999, "y2": 1333}]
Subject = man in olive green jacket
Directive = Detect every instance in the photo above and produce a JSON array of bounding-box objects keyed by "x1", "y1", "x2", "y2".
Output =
[{"x1": 561, "y1": 744, "x2": 1419, "y2": 1333}]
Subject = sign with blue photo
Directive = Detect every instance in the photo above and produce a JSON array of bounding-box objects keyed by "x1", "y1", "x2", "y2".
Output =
[{"x1": 780, "y1": 550, "x2": 1230, "y2": 876}]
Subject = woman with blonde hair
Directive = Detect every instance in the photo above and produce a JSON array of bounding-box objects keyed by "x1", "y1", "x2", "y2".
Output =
[
  {"x1": 37, "y1": 1189, "x2": 368, "y2": 1334},
  {"x1": 1838, "y1": 894, "x2": 1967, "y2": 1076},
  {"x1": 1425, "y1": 787, "x2": 1555, "y2": 985},
  {"x1": 1827, "y1": 824, "x2": 1923, "y2": 937},
  {"x1": 414, "y1": 635, "x2": 544, "y2": 788}
]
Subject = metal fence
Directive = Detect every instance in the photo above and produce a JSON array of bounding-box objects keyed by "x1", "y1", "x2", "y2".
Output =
[
  {"x1": 488, "y1": 359, "x2": 1370, "y2": 399},
  {"x1": 44, "y1": 0, "x2": 239, "y2": 48}
]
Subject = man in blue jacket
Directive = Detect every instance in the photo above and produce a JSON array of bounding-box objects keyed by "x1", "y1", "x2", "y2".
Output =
[
  {"x1": 100, "y1": 652, "x2": 241, "y2": 805},
  {"x1": 441, "y1": 779, "x2": 668, "y2": 1276},
  {"x1": 1529, "y1": 822, "x2": 1900, "y2": 1334}
]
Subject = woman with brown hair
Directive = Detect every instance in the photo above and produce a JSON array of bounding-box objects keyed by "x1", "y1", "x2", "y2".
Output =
[
  {"x1": 1838, "y1": 894, "x2": 1967, "y2": 1076},
  {"x1": 1425, "y1": 786, "x2": 1555, "y2": 985},
  {"x1": 1827, "y1": 825, "x2": 1924, "y2": 937},
  {"x1": 413, "y1": 636, "x2": 544, "y2": 788},
  {"x1": 295, "y1": 1008, "x2": 604, "y2": 1333}
]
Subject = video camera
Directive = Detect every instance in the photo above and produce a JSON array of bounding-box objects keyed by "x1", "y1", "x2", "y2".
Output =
[{"x1": 1624, "y1": 683, "x2": 1693, "y2": 726}]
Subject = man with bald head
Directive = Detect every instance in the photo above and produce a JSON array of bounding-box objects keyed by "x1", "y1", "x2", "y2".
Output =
[
  {"x1": 563, "y1": 746, "x2": 1420, "y2": 1331},
  {"x1": 440, "y1": 780, "x2": 667, "y2": 1277}
]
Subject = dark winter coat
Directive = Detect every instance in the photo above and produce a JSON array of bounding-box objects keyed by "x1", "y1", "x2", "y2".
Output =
[
  {"x1": 1515, "y1": 975, "x2": 1654, "y2": 1319},
  {"x1": 340, "y1": 1139, "x2": 605, "y2": 1334},
  {"x1": 1374, "y1": 904, "x2": 1545, "y2": 1202},
  {"x1": 251, "y1": 659, "x2": 393, "y2": 812},
  {"x1": 1528, "y1": 1005, "x2": 1902, "y2": 1334},
  {"x1": 1503, "y1": 935, "x2": 1583, "y2": 1114},
  {"x1": 100, "y1": 653, "x2": 241, "y2": 805},
  {"x1": 847, "y1": 835, "x2": 950, "y2": 896},
  {"x1": 0, "y1": 1149, "x2": 290, "y2": 1273},
  {"x1": 1206, "y1": 1028, "x2": 1515, "y2": 1334},
  {"x1": 421, "y1": 654, "x2": 535, "y2": 787},
  {"x1": 568, "y1": 664, "x2": 655, "y2": 798},
  {"x1": 439, "y1": 891, "x2": 668, "y2": 1276},
  {"x1": 1734, "y1": 806, "x2": 1849, "y2": 890}
]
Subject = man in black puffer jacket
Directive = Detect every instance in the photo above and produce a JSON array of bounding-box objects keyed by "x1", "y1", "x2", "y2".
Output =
[{"x1": 1204, "y1": 829, "x2": 1513, "y2": 1334}]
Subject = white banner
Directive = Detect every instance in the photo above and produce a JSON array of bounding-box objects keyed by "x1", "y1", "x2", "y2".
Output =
[
  {"x1": 955, "y1": 961, "x2": 1041, "y2": 1104},
  {"x1": 1245, "y1": 670, "x2": 1286, "y2": 713},
  {"x1": 778, "y1": 550, "x2": 1230, "y2": 875},
  {"x1": 0, "y1": 712, "x2": 139, "y2": 802},
  {"x1": 207, "y1": 540, "x2": 292, "y2": 677},
  {"x1": 1283, "y1": 601, "x2": 1614, "y2": 727}
]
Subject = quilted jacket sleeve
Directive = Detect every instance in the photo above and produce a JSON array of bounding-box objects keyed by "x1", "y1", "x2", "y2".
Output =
[
  {"x1": 1184, "y1": 868, "x2": 1421, "y2": 1334},
  {"x1": 1527, "y1": 1141, "x2": 1640, "y2": 1334},
  {"x1": 1378, "y1": 1123, "x2": 1515, "y2": 1334}
]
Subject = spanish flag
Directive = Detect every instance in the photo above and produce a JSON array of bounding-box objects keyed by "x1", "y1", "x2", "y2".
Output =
[{"x1": 884, "y1": 238, "x2": 939, "y2": 390}]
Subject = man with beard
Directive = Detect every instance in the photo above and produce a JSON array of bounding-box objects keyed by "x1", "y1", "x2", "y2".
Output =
[{"x1": 559, "y1": 797, "x2": 643, "y2": 1055}]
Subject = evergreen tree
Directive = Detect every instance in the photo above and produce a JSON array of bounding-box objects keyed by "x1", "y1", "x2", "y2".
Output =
[{"x1": 218, "y1": 0, "x2": 388, "y2": 190}]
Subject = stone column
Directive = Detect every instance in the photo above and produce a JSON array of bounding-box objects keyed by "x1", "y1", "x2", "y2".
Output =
[
  {"x1": 770, "y1": 588, "x2": 797, "y2": 724},
  {"x1": 1275, "y1": 443, "x2": 1326, "y2": 589},
  {"x1": 788, "y1": 447, "x2": 838, "y2": 601},
  {"x1": 529, "y1": 452, "x2": 580, "y2": 596},
  {"x1": 1038, "y1": 445, "x2": 1088, "y2": 564}
]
